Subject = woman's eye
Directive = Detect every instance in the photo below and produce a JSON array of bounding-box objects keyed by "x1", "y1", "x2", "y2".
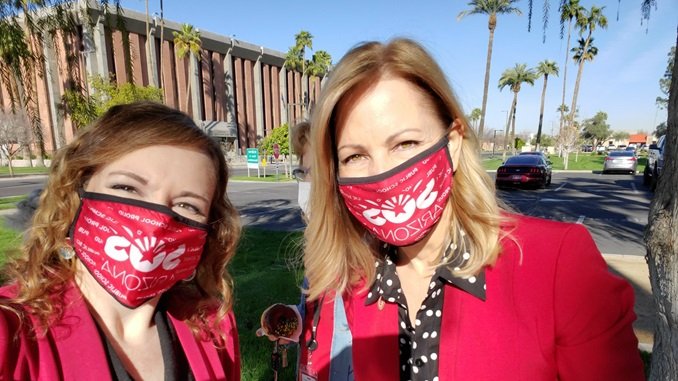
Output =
[
  {"x1": 396, "y1": 140, "x2": 419, "y2": 150},
  {"x1": 341, "y1": 154, "x2": 364, "y2": 165},
  {"x1": 111, "y1": 184, "x2": 138, "y2": 193},
  {"x1": 175, "y1": 202, "x2": 203, "y2": 216}
]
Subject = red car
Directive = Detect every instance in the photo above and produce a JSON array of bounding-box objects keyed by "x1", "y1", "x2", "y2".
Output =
[{"x1": 496, "y1": 155, "x2": 552, "y2": 189}]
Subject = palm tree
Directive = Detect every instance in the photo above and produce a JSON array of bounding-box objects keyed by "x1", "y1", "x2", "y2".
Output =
[
  {"x1": 558, "y1": 0, "x2": 585, "y2": 136},
  {"x1": 568, "y1": 6, "x2": 607, "y2": 130},
  {"x1": 306, "y1": 50, "x2": 332, "y2": 111},
  {"x1": 0, "y1": 0, "x2": 83, "y2": 167},
  {"x1": 569, "y1": 37, "x2": 599, "y2": 131},
  {"x1": 457, "y1": 0, "x2": 522, "y2": 140},
  {"x1": 172, "y1": 23, "x2": 202, "y2": 116},
  {"x1": 469, "y1": 107, "x2": 482, "y2": 133},
  {"x1": 498, "y1": 63, "x2": 537, "y2": 157},
  {"x1": 295, "y1": 30, "x2": 313, "y2": 77},
  {"x1": 535, "y1": 60, "x2": 559, "y2": 149},
  {"x1": 284, "y1": 30, "x2": 314, "y2": 118}
]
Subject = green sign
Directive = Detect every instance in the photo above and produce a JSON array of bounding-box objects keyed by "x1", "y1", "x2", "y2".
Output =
[{"x1": 246, "y1": 148, "x2": 259, "y2": 163}]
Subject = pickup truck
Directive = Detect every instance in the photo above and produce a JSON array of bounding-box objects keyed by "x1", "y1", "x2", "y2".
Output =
[{"x1": 643, "y1": 135, "x2": 666, "y2": 190}]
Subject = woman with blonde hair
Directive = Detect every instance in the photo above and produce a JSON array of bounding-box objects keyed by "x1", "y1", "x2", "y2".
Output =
[
  {"x1": 297, "y1": 39, "x2": 644, "y2": 380},
  {"x1": 0, "y1": 102, "x2": 241, "y2": 380}
]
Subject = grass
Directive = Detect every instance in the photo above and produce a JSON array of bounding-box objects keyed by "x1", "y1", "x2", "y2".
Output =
[
  {"x1": 483, "y1": 152, "x2": 648, "y2": 172},
  {"x1": 0, "y1": 217, "x2": 654, "y2": 379},
  {"x1": 0, "y1": 195, "x2": 27, "y2": 210},
  {"x1": 231, "y1": 228, "x2": 304, "y2": 381},
  {"x1": 0, "y1": 166, "x2": 50, "y2": 176}
]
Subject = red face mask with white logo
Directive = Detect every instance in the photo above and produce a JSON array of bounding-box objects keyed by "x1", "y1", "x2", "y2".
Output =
[
  {"x1": 70, "y1": 192, "x2": 208, "y2": 308},
  {"x1": 338, "y1": 136, "x2": 453, "y2": 247}
]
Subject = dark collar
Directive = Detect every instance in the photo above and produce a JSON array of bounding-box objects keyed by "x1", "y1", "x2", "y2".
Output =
[{"x1": 365, "y1": 239, "x2": 486, "y2": 306}]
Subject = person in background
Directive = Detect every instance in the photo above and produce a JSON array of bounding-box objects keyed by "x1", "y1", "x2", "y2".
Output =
[
  {"x1": 297, "y1": 38, "x2": 644, "y2": 380},
  {"x1": 291, "y1": 121, "x2": 312, "y2": 217},
  {"x1": 0, "y1": 102, "x2": 241, "y2": 380}
]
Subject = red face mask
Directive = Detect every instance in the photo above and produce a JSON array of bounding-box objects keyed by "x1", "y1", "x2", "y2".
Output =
[
  {"x1": 338, "y1": 136, "x2": 453, "y2": 247},
  {"x1": 70, "y1": 192, "x2": 208, "y2": 308}
]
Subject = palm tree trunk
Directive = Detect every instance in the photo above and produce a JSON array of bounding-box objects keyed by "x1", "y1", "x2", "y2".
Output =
[
  {"x1": 510, "y1": 94, "x2": 518, "y2": 155},
  {"x1": 184, "y1": 56, "x2": 192, "y2": 114},
  {"x1": 569, "y1": 51, "x2": 587, "y2": 128},
  {"x1": 478, "y1": 20, "x2": 497, "y2": 141},
  {"x1": 21, "y1": 8, "x2": 46, "y2": 167},
  {"x1": 502, "y1": 95, "x2": 516, "y2": 160},
  {"x1": 569, "y1": 34, "x2": 591, "y2": 131},
  {"x1": 645, "y1": 29, "x2": 678, "y2": 379},
  {"x1": 159, "y1": 0, "x2": 165, "y2": 90},
  {"x1": 537, "y1": 75, "x2": 549, "y2": 149},
  {"x1": 559, "y1": 20, "x2": 573, "y2": 136}
]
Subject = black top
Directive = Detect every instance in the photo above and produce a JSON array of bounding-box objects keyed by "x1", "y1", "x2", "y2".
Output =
[
  {"x1": 97, "y1": 306, "x2": 194, "y2": 381},
  {"x1": 365, "y1": 233, "x2": 486, "y2": 381}
]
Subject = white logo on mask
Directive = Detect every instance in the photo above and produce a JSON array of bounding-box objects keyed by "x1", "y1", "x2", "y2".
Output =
[
  {"x1": 360, "y1": 179, "x2": 438, "y2": 226},
  {"x1": 104, "y1": 226, "x2": 186, "y2": 273}
]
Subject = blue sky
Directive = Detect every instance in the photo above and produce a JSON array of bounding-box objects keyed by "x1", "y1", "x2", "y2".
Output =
[{"x1": 122, "y1": 0, "x2": 676, "y2": 137}]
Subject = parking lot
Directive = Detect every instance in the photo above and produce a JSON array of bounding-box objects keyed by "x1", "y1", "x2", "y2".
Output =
[{"x1": 492, "y1": 171, "x2": 651, "y2": 257}]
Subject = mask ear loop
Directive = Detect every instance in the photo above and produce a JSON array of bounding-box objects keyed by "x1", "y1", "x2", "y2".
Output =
[{"x1": 306, "y1": 293, "x2": 325, "y2": 351}]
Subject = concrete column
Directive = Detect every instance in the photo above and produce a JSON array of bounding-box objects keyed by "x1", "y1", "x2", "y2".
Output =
[
  {"x1": 93, "y1": 16, "x2": 109, "y2": 77},
  {"x1": 42, "y1": 35, "x2": 65, "y2": 149},
  {"x1": 279, "y1": 67, "x2": 288, "y2": 125},
  {"x1": 146, "y1": 27, "x2": 158, "y2": 87},
  {"x1": 253, "y1": 51, "x2": 264, "y2": 139},
  {"x1": 224, "y1": 46, "x2": 235, "y2": 124},
  {"x1": 190, "y1": 53, "x2": 203, "y2": 121}
]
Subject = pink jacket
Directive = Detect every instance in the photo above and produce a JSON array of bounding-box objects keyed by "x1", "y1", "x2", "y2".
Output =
[
  {"x1": 0, "y1": 284, "x2": 240, "y2": 380},
  {"x1": 299, "y1": 214, "x2": 645, "y2": 380}
]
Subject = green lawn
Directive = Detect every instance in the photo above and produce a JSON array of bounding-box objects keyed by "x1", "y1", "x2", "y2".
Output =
[
  {"x1": 0, "y1": 166, "x2": 50, "y2": 176},
  {"x1": 0, "y1": 195, "x2": 27, "y2": 210},
  {"x1": 483, "y1": 152, "x2": 648, "y2": 172}
]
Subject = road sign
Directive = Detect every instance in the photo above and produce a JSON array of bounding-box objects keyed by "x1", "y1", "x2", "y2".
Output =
[
  {"x1": 273, "y1": 143, "x2": 280, "y2": 160},
  {"x1": 246, "y1": 148, "x2": 259, "y2": 171}
]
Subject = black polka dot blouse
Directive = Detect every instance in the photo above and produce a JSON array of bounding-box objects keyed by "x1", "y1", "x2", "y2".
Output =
[{"x1": 365, "y1": 236, "x2": 486, "y2": 381}]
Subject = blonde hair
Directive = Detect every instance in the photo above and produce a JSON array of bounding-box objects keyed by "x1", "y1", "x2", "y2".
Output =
[
  {"x1": 304, "y1": 38, "x2": 507, "y2": 301},
  {"x1": 1, "y1": 102, "x2": 241, "y2": 342}
]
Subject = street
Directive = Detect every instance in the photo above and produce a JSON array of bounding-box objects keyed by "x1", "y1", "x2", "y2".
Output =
[{"x1": 0, "y1": 171, "x2": 652, "y2": 256}]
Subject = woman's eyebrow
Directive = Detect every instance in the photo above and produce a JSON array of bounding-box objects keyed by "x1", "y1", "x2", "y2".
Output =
[
  {"x1": 176, "y1": 191, "x2": 210, "y2": 204},
  {"x1": 108, "y1": 171, "x2": 148, "y2": 185}
]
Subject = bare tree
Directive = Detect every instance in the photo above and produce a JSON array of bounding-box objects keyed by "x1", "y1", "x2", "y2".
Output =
[{"x1": 0, "y1": 110, "x2": 32, "y2": 177}]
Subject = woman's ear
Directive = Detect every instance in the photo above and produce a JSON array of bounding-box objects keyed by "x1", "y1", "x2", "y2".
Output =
[{"x1": 447, "y1": 118, "x2": 465, "y2": 171}]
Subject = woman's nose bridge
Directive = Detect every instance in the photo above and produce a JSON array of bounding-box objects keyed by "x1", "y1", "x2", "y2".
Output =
[{"x1": 369, "y1": 149, "x2": 397, "y2": 177}]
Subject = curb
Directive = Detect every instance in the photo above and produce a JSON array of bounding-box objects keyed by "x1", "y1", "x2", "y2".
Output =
[{"x1": 602, "y1": 253, "x2": 647, "y2": 263}]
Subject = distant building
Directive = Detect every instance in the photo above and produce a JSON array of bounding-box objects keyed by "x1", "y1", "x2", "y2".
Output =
[
  {"x1": 0, "y1": 0, "x2": 325, "y2": 157},
  {"x1": 628, "y1": 133, "x2": 650, "y2": 146}
]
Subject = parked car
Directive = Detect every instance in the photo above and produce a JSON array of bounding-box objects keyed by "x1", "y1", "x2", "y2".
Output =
[
  {"x1": 602, "y1": 150, "x2": 638, "y2": 174},
  {"x1": 596, "y1": 145, "x2": 606, "y2": 153},
  {"x1": 606, "y1": 144, "x2": 617, "y2": 151},
  {"x1": 496, "y1": 155, "x2": 552, "y2": 189},
  {"x1": 643, "y1": 135, "x2": 666, "y2": 190}
]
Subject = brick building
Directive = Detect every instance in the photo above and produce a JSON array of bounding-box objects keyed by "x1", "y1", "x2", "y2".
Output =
[{"x1": 0, "y1": 1, "x2": 324, "y2": 158}]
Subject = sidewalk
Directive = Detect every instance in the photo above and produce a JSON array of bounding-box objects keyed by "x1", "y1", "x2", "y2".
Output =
[{"x1": 603, "y1": 254, "x2": 654, "y2": 351}]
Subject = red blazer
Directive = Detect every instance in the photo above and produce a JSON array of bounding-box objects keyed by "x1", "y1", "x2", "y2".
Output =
[
  {"x1": 300, "y1": 215, "x2": 645, "y2": 380},
  {"x1": 0, "y1": 284, "x2": 240, "y2": 381}
]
